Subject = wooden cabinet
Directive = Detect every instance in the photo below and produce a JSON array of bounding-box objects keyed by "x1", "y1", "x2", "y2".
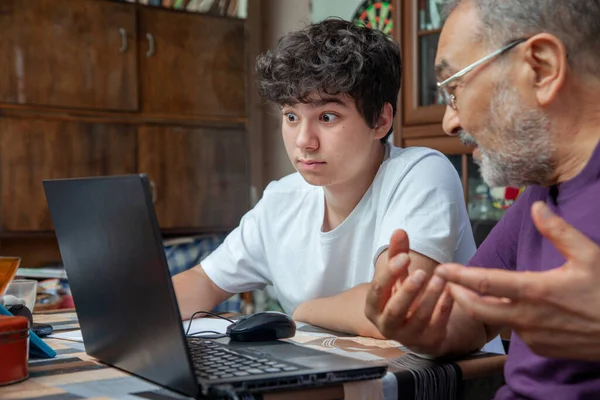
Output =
[
  {"x1": 401, "y1": 0, "x2": 445, "y2": 127},
  {"x1": 138, "y1": 8, "x2": 245, "y2": 119},
  {"x1": 392, "y1": 1, "x2": 470, "y2": 170},
  {"x1": 0, "y1": 0, "x2": 138, "y2": 111},
  {"x1": 0, "y1": 117, "x2": 137, "y2": 231},
  {"x1": 393, "y1": 0, "x2": 465, "y2": 147},
  {"x1": 0, "y1": 0, "x2": 249, "y2": 242},
  {"x1": 138, "y1": 125, "x2": 249, "y2": 231}
]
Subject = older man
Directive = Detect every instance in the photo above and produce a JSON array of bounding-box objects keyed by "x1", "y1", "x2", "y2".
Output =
[{"x1": 365, "y1": 1, "x2": 600, "y2": 399}]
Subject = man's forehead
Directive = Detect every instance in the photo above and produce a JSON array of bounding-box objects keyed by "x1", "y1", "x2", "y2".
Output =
[{"x1": 434, "y1": 4, "x2": 483, "y2": 78}]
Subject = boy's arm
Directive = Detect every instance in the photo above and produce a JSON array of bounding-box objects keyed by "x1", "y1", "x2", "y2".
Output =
[
  {"x1": 173, "y1": 264, "x2": 234, "y2": 320},
  {"x1": 292, "y1": 249, "x2": 438, "y2": 337},
  {"x1": 173, "y1": 194, "x2": 271, "y2": 321}
]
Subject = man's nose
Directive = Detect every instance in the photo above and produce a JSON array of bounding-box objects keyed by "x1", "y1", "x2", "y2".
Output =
[{"x1": 442, "y1": 106, "x2": 461, "y2": 137}]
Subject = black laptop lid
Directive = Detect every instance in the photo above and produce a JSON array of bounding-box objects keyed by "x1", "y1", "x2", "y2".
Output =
[{"x1": 43, "y1": 174, "x2": 199, "y2": 398}]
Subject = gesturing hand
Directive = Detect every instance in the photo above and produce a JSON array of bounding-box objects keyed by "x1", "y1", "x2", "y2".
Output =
[
  {"x1": 365, "y1": 230, "x2": 454, "y2": 356},
  {"x1": 436, "y1": 201, "x2": 600, "y2": 361}
]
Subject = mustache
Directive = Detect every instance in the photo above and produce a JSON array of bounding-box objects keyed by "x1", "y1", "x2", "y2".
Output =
[{"x1": 458, "y1": 131, "x2": 478, "y2": 147}]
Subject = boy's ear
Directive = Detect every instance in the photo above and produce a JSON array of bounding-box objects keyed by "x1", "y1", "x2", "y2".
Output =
[{"x1": 374, "y1": 103, "x2": 393, "y2": 140}]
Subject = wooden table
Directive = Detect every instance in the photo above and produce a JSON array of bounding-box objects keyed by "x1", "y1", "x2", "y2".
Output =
[{"x1": 0, "y1": 310, "x2": 506, "y2": 399}]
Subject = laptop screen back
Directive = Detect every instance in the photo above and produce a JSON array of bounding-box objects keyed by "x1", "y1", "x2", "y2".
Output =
[{"x1": 44, "y1": 174, "x2": 199, "y2": 398}]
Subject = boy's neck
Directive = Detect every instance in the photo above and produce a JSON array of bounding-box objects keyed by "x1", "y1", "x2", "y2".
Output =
[{"x1": 322, "y1": 143, "x2": 386, "y2": 232}]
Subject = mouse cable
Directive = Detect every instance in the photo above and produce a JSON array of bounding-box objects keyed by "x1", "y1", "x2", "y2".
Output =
[
  {"x1": 187, "y1": 330, "x2": 228, "y2": 339},
  {"x1": 186, "y1": 310, "x2": 234, "y2": 336}
]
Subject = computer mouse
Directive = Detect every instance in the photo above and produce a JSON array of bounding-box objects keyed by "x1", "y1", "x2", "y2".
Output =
[{"x1": 226, "y1": 311, "x2": 296, "y2": 342}]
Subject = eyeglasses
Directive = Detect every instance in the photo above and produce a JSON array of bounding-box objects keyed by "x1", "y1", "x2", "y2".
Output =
[{"x1": 437, "y1": 38, "x2": 528, "y2": 110}]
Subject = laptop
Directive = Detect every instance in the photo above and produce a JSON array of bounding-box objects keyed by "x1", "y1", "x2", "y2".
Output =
[{"x1": 43, "y1": 174, "x2": 387, "y2": 399}]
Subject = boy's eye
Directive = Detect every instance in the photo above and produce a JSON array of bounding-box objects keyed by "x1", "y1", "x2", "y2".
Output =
[
  {"x1": 321, "y1": 113, "x2": 338, "y2": 123},
  {"x1": 285, "y1": 113, "x2": 298, "y2": 122}
]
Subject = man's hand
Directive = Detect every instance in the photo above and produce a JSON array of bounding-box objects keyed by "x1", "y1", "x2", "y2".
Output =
[
  {"x1": 293, "y1": 237, "x2": 439, "y2": 339},
  {"x1": 364, "y1": 230, "x2": 456, "y2": 356},
  {"x1": 436, "y1": 201, "x2": 600, "y2": 361}
]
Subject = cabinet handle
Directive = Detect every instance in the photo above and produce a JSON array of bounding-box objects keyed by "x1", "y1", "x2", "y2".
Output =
[
  {"x1": 150, "y1": 180, "x2": 158, "y2": 204},
  {"x1": 146, "y1": 33, "x2": 155, "y2": 57},
  {"x1": 119, "y1": 28, "x2": 128, "y2": 53}
]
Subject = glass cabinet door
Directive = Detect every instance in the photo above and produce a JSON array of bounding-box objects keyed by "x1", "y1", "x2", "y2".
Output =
[
  {"x1": 418, "y1": 33, "x2": 442, "y2": 107},
  {"x1": 402, "y1": 0, "x2": 446, "y2": 125},
  {"x1": 417, "y1": 0, "x2": 445, "y2": 107}
]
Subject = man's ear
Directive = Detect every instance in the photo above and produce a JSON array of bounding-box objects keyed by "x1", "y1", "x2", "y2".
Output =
[
  {"x1": 520, "y1": 33, "x2": 567, "y2": 106},
  {"x1": 373, "y1": 103, "x2": 394, "y2": 140}
]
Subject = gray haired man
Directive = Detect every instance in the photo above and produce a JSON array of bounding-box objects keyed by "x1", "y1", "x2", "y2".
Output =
[{"x1": 365, "y1": 1, "x2": 600, "y2": 399}]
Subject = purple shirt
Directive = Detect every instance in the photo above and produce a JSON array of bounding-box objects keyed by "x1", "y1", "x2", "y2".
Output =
[{"x1": 469, "y1": 141, "x2": 600, "y2": 400}]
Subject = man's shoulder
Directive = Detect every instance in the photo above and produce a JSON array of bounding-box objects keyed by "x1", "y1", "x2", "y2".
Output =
[{"x1": 500, "y1": 185, "x2": 548, "y2": 223}]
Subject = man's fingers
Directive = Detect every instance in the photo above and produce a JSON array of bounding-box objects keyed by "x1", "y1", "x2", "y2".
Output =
[
  {"x1": 365, "y1": 252, "x2": 411, "y2": 319},
  {"x1": 436, "y1": 264, "x2": 543, "y2": 300},
  {"x1": 380, "y1": 269, "x2": 429, "y2": 330},
  {"x1": 388, "y1": 229, "x2": 410, "y2": 259},
  {"x1": 448, "y1": 283, "x2": 519, "y2": 326},
  {"x1": 408, "y1": 275, "x2": 447, "y2": 330},
  {"x1": 430, "y1": 289, "x2": 454, "y2": 330},
  {"x1": 531, "y1": 201, "x2": 599, "y2": 267}
]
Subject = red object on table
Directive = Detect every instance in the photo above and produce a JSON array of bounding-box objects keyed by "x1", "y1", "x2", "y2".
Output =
[{"x1": 0, "y1": 315, "x2": 29, "y2": 386}]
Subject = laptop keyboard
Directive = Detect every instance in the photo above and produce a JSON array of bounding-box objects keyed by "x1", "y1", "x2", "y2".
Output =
[{"x1": 187, "y1": 338, "x2": 301, "y2": 381}]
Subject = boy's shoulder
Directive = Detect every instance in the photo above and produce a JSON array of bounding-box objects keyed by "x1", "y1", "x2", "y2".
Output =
[
  {"x1": 263, "y1": 172, "x2": 314, "y2": 195},
  {"x1": 255, "y1": 173, "x2": 320, "y2": 228},
  {"x1": 383, "y1": 145, "x2": 449, "y2": 178},
  {"x1": 374, "y1": 145, "x2": 463, "y2": 204},
  {"x1": 260, "y1": 172, "x2": 319, "y2": 209}
]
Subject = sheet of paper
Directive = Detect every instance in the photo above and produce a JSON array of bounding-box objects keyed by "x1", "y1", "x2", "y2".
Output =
[
  {"x1": 48, "y1": 318, "x2": 233, "y2": 343},
  {"x1": 48, "y1": 330, "x2": 84, "y2": 342},
  {"x1": 183, "y1": 317, "x2": 232, "y2": 336}
]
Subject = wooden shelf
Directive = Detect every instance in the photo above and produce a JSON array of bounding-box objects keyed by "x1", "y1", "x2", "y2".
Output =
[
  {"x1": 417, "y1": 28, "x2": 442, "y2": 36},
  {"x1": 0, "y1": 104, "x2": 246, "y2": 128}
]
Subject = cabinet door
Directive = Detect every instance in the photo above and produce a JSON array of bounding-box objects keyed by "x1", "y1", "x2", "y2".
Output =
[
  {"x1": 138, "y1": 125, "x2": 249, "y2": 231},
  {"x1": 0, "y1": 0, "x2": 138, "y2": 111},
  {"x1": 139, "y1": 8, "x2": 245, "y2": 119},
  {"x1": 0, "y1": 117, "x2": 137, "y2": 231},
  {"x1": 401, "y1": 0, "x2": 446, "y2": 126}
]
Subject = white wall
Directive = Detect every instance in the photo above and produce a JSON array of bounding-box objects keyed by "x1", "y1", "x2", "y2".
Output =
[
  {"x1": 245, "y1": 0, "x2": 311, "y2": 194},
  {"x1": 237, "y1": 0, "x2": 247, "y2": 18}
]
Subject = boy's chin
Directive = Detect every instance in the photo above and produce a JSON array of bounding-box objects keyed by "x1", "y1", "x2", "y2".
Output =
[{"x1": 298, "y1": 171, "x2": 331, "y2": 187}]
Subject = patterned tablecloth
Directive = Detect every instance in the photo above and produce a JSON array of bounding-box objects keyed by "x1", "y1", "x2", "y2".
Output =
[{"x1": 0, "y1": 310, "x2": 506, "y2": 400}]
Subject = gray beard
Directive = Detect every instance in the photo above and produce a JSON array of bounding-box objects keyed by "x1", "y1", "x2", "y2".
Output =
[{"x1": 460, "y1": 84, "x2": 555, "y2": 187}]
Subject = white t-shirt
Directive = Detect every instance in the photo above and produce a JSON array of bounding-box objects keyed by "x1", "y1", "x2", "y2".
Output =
[{"x1": 202, "y1": 144, "x2": 476, "y2": 314}]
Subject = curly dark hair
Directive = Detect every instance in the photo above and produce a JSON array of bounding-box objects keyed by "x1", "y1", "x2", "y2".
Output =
[{"x1": 256, "y1": 18, "x2": 402, "y2": 143}]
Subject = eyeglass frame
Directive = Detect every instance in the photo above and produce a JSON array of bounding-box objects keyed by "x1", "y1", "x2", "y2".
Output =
[{"x1": 436, "y1": 38, "x2": 528, "y2": 110}]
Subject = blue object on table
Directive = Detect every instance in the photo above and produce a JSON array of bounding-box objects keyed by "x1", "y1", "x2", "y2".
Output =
[{"x1": 0, "y1": 304, "x2": 56, "y2": 359}]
